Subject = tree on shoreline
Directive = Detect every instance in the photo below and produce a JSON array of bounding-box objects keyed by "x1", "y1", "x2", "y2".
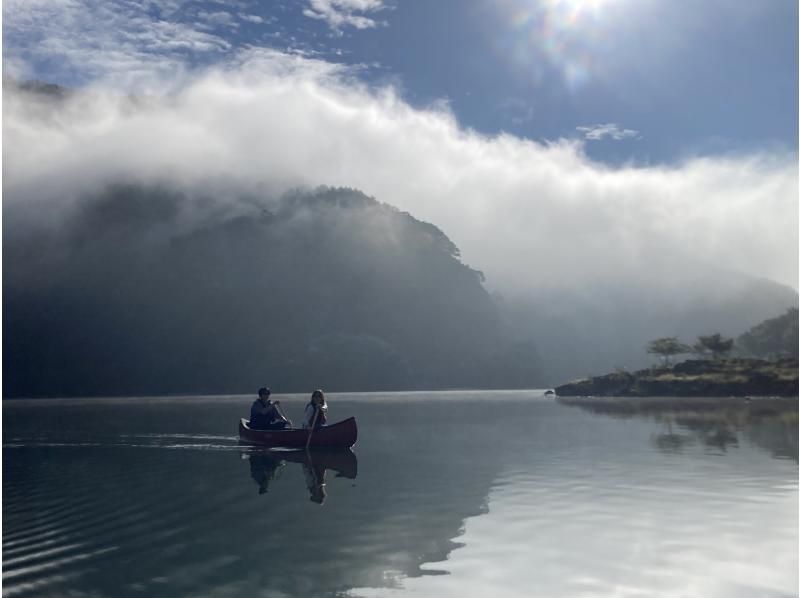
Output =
[
  {"x1": 646, "y1": 337, "x2": 690, "y2": 365},
  {"x1": 692, "y1": 333, "x2": 734, "y2": 359}
]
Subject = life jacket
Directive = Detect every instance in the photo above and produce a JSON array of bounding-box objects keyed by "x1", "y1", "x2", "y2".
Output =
[
  {"x1": 305, "y1": 402, "x2": 327, "y2": 428},
  {"x1": 250, "y1": 398, "x2": 273, "y2": 430}
]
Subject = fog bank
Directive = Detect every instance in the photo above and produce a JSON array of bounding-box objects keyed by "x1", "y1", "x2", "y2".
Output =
[{"x1": 4, "y1": 49, "x2": 798, "y2": 293}]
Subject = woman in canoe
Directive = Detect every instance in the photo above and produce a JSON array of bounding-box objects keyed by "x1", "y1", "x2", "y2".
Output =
[{"x1": 302, "y1": 389, "x2": 328, "y2": 430}]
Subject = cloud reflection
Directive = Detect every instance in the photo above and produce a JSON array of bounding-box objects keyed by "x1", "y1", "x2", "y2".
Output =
[{"x1": 349, "y1": 399, "x2": 798, "y2": 597}]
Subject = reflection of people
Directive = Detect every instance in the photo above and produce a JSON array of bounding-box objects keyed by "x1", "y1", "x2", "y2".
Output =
[
  {"x1": 302, "y1": 389, "x2": 328, "y2": 429},
  {"x1": 250, "y1": 387, "x2": 292, "y2": 430},
  {"x1": 248, "y1": 452, "x2": 285, "y2": 495},
  {"x1": 303, "y1": 455, "x2": 327, "y2": 505},
  {"x1": 242, "y1": 448, "x2": 356, "y2": 501}
]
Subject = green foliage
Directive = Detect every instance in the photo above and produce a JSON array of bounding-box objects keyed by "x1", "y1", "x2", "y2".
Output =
[
  {"x1": 693, "y1": 333, "x2": 734, "y2": 359},
  {"x1": 646, "y1": 337, "x2": 690, "y2": 365},
  {"x1": 737, "y1": 308, "x2": 799, "y2": 359}
]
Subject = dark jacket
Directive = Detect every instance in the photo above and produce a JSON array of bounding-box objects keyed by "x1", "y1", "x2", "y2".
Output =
[{"x1": 250, "y1": 398, "x2": 276, "y2": 430}]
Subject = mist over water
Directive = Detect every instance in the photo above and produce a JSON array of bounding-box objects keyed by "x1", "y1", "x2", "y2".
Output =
[{"x1": 4, "y1": 393, "x2": 797, "y2": 597}]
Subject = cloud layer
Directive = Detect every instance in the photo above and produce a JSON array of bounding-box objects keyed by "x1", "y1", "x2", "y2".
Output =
[
  {"x1": 577, "y1": 123, "x2": 640, "y2": 141},
  {"x1": 4, "y1": 50, "x2": 798, "y2": 293},
  {"x1": 2, "y1": 0, "x2": 231, "y2": 87},
  {"x1": 303, "y1": 0, "x2": 387, "y2": 31}
]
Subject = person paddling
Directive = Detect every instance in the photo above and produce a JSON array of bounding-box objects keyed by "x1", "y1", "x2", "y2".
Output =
[
  {"x1": 302, "y1": 389, "x2": 328, "y2": 430},
  {"x1": 250, "y1": 387, "x2": 292, "y2": 430}
]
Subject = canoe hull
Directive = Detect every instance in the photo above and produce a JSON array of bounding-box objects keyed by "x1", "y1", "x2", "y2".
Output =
[{"x1": 238, "y1": 417, "x2": 357, "y2": 448}]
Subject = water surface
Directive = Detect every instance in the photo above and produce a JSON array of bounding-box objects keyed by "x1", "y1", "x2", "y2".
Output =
[{"x1": 4, "y1": 392, "x2": 797, "y2": 597}]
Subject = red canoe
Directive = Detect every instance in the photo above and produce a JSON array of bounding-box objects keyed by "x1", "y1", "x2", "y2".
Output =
[{"x1": 238, "y1": 417, "x2": 358, "y2": 448}]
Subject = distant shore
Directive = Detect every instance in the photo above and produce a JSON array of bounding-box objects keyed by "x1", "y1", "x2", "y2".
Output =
[{"x1": 555, "y1": 358, "x2": 799, "y2": 398}]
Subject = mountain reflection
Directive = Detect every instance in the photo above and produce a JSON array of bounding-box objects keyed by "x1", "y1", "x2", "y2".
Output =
[
  {"x1": 559, "y1": 396, "x2": 798, "y2": 461},
  {"x1": 243, "y1": 447, "x2": 358, "y2": 503},
  {"x1": 2, "y1": 396, "x2": 514, "y2": 597}
]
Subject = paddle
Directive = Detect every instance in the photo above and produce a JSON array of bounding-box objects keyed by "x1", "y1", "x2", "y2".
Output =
[
  {"x1": 304, "y1": 450, "x2": 327, "y2": 504},
  {"x1": 272, "y1": 400, "x2": 293, "y2": 428},
  {"x1": 305, "y1": 407, "x2": 320, "y2": 449}
]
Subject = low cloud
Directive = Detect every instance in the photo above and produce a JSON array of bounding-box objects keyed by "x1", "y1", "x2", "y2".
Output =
[
  {"x1": 4, "y1": 49, "x2": 797, "y2": 295},
  {"x1": 302, "y1": 0, "x2": 387, "y2": 31},
  {"x1": 240, "y1": 14, "x2": 266, "y2": 25},
  {"x1": 577, "y1": 123, "x2": 640, "y2": 141},
  {"x1": 196, "y1": 11, "x2": 239, "y2": 30}
]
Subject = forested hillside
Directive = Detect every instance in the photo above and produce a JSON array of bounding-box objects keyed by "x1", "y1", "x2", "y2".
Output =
[
  {"x1": 4, "y1": 185, "x2": 541, "y2": 396},
  {"x1": 737, "y1": 308, "x2": 799, "y2": 359}
]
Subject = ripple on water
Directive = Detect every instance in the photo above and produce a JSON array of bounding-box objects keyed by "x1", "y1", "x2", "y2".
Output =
[{"x1": 3, "y1": 439, "x2": 248, "y2": 596}]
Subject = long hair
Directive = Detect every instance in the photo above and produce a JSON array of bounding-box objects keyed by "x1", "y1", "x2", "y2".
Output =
[{"x1": 311, "y1": 389, "x2": 326, "y2": 406}]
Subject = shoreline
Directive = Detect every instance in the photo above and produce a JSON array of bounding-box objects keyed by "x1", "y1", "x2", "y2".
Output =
[{"x1": 554, "y1": 357, "x2": 799, "y2": 398}]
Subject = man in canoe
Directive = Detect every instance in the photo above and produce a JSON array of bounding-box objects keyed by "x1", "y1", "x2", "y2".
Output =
[{"x1": 250, "y1": 387, "x2": 292, "y2": 430}]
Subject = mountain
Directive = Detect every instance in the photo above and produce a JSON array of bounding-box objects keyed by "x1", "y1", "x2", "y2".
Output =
[
  {"x1": 498, "y1": 273, "x2": 798, "y2": 385},
  {"x1": 737, "y1": 308, "x2": 799, "y2": 359},
  {"x1": 4, "y1": 80, "x2": 796, "y2": 396},
  {"x1": 5, "y1": 179, "x2": 795, "y2": 396},
  {"x1": 4, "y1": 184, "x2": 542, "y2": 397}
]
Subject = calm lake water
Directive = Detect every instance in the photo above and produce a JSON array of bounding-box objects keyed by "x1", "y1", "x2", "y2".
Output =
[{"x1": 3, "y1": 391, "x2": 798, "y2": 597}]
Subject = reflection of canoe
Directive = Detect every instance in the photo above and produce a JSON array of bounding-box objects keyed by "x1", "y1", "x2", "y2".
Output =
[
  {"x1": 238, "y1": 417, "x2": 358, "y2": 448},
  {"x1": 242, "y1": 447, "x2": 358, "y2": 479},
  {"x1": 283, "y1": 448, "x2": 358, "y2": 479}
]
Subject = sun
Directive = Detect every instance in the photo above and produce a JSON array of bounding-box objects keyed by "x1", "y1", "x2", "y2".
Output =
[
  {"x1": 500, "y1": 0, "x2": 632, "y2": 90},
  {"x1": 546, "y1": 0, "x2": 617, "y2": 22}
]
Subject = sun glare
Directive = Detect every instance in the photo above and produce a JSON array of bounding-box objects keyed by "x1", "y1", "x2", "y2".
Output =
[
  {"x1": 547, "y1": 0, "x2": 615, "y2": 22},
  {"x1": 500, "y1": 0, "x2": 627, "y2": 91}
]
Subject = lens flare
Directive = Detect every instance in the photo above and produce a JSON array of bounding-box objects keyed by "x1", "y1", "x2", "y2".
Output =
[{"x1": 496, "y1": 0, "x2": 624, "y2": 92}]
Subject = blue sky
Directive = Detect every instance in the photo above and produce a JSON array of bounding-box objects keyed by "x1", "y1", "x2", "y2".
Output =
[
  {"x1": 3, "y1": 0, "x2": 798, "y2": 291},
  {"x1": 4, "y1": 0, "x2": 797, "y2": 165}
]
